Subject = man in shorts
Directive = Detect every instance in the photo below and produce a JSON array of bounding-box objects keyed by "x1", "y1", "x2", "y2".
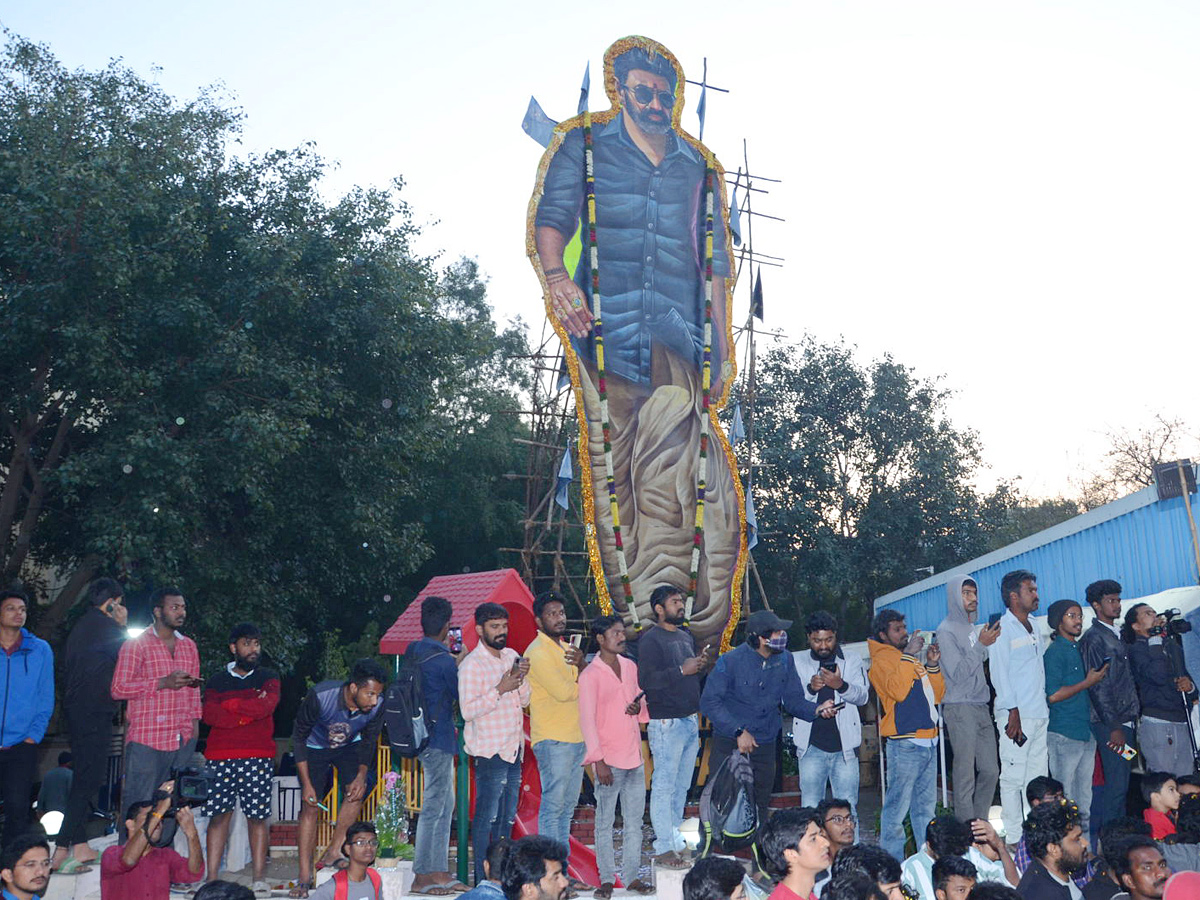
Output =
[
  {"x1": 291, "y1": 658, "x2": 388, "y2": 897},
  {"x1": 201, "y1": 623, "x2": 280, "y2": 897}
]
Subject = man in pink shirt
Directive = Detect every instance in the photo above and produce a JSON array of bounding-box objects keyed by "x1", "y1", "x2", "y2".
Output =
[
  {"x1": 577, "y1": 615, "x2": 653, "y2": 898},
  {"x1": 111, "y1": 587, "x2": 202, "y2": 814},
  {"x1": 459, "y1": 602, "x2": 532, "y2": 885}
]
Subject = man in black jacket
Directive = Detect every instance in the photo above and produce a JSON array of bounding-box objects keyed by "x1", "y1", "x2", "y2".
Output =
[
  {"x1": 51, "y1": 577, "x2": 127, "y2": 873},
  {"x1": 1125, "y1": 603, "x2": 1198, "y2": 777},
  {"x1": 1017, "y1": 800, "x2": 1089, "y2": 900},
  {"x1": 1078, "y1": 580, "x2": 1139, "y2": 844}
]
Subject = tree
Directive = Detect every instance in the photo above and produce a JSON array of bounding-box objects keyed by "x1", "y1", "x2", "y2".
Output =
[
  {"x1": 745, "y1": 337, "x2": 1005, "y2": 639},
  {"x1": 0, "y1": 37, "x2": 528, "y2": 671},
  {"x1": 1076, "y1": 414, "x2": 1199, "y2": 510}
]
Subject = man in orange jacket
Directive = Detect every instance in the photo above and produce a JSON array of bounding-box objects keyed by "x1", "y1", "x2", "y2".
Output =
[{"x1": 868, "y1": 609, "x2": 945, "y2": 861}]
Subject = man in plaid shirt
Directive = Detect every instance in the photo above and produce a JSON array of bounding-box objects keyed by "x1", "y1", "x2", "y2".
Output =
[
  {"x1": 459, "y1": 602, "x2": 531, "y2": 885},
  {"x1": 111, "y1": 587, "x2": 202, "y2": 816}
]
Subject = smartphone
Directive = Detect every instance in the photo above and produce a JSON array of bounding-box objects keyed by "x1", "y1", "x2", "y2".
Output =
[
  {"x1": 1101, "y1": 655, "x2": 1112, "y2": 668},
  {"x1": 1014, "y1": 732, "x2": 1027, "y2": 747},
  {"x1": 568, "y1": 633, "x2": 582, "y2": 650},
  {"x1": 820, "y1": 659, "x2": 839, "y2": 672},
  {"x1": 632, "y1": 690, "x2": 646, "y2": 704},
  {"x1": 511, "y1": 657, "x2": 523, "y2": 673},
  {"x1": 448, "y1": 626, "x2": 463, "y2": 654},
  {"x1": 1119, "y1": 744, "x2": 1138, "y2": 761},
  {"x1": 830, "y1": 701, "x2": 846, "y2": 712},
  {"x1": 987, "y1": 612, "x2": 1003, "y2": 627}
]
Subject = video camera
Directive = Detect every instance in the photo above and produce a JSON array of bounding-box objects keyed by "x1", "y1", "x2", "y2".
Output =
[
  {"x1": 1148, "y1": 608, "x2": 1193, "y2": 640},
  {"x1": 144, "y1": 765, "x2": 215, "y2": 847}
]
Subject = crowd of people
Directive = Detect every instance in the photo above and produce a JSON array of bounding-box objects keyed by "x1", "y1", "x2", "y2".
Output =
[{"x1": 2, "y1": 568, "x2": 1200, "y2": 900}]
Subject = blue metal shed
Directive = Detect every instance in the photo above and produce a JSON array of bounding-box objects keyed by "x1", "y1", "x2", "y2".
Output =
[{"x1": 872, "y1": 469, "x2": 1200, "y2": 633}]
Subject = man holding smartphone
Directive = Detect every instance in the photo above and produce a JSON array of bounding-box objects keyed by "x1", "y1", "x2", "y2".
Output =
[
  {"x1": 111, "y1": 587, "x2": 203, "y2": 816},
  {"x1": 54, "y1": 577, "x2": 128, "y2": 871},
  {"x1": 990, "y1": 570, "x2": 1049, "y2": 847}
]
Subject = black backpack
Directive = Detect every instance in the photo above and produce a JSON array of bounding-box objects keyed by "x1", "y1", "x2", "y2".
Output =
[
  {"x1": 383, "y1": 643, "x2": 447, "y2": 758},
  {"x1": 698, "y1": 749, "x2": 759, "y2": 855}
]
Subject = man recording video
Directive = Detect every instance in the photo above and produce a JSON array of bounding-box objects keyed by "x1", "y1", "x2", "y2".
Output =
[
  {"x1": 100, "y1": 778, "x2": 204, "y2": 899},
  {"x1": 1125, "y1": 603, "x2": 1198, "y2": 777}
]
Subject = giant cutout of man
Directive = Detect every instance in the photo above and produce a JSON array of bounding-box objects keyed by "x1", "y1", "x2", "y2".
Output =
[{"x1": 529, "y1": 36, "x2": 745, "y2": 640}]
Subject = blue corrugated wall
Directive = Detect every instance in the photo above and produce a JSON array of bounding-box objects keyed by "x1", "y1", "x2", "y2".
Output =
[{"x1": 872, "y1": 478, "x2": 1200, "y2": 633}]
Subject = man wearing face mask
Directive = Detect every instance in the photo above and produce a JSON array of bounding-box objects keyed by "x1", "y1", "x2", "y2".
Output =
[{"x1": 701, "y1": 610, "x2": 837, "y2": 836}]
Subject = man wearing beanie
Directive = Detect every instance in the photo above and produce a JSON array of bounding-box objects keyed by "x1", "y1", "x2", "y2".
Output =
[{"x1": 1043, "y1": 599, "x2": 1107, "y2": 839}]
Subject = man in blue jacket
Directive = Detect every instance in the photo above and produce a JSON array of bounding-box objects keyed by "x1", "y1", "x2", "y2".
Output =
[
  {"x1": 701, "y1": 610, "x2": 836, "y2": 837},
  {"x1": 0, "y1": 589, "x2": 55, "y2": 845}
]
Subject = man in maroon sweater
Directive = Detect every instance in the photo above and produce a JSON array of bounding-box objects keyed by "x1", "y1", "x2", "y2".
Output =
[{"x1": 200, "y1": 623, "x2": 280, "y2": 897}]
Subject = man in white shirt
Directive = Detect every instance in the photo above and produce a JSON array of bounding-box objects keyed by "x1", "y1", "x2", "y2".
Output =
[{"x1": 990, "y1": 570, "x2": 1048, "y2": 846}]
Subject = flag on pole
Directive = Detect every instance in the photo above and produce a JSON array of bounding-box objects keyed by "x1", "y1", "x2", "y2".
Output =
[
  {"x1": 746, "y1": 492, "x2": 759, "y2": 550},
  {"x1": 522, "y1": 97, "x2": 557, "y2": 148},
  {"x1": 697, "y1": 82, "x2": 707, "y2": 141},
  {"x1": 729, "y1": 402, "x2": 746, "y2": 448},
  {"x1": 554, "y1": 445, "x2": 574, "y2": 510},
  {"x1": 729, "y1": 187, "x2": 742, "y2": 246},
  {"x1": 751, "y1": 270, "x2": 764, "y2": 321},
  {"x1": 578, "y1": 62, "x2": 590, "y2": 115}
]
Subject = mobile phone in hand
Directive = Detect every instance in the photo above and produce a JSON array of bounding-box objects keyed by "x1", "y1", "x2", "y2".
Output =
[
  {"x1": 1014, "y1": 731, "x2": 1027, "y2": 747},
  {"x1": 448, "y1": 626, "x2": 463, "y2": 654},
  {"x1": 820, "y1": 659, "x2": 838, "y2": 672},
  {"x1": 830, "y1": 701, "x2": 846, "y2": 712},
  {"x1": 988, "y1": 612, "x2": 1003, "y2": 627}
]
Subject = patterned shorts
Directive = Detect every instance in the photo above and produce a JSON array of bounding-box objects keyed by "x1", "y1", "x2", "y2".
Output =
[{"x1": 202, "y1": 757, "x2": 274, "y2": 819}]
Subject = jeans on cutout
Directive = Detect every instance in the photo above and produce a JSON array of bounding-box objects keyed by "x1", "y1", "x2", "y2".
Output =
[
  {"x1": 798, "y1": 746, "x2": 859, "y2": 820},
  {"x1": 414, "y1": 746, "x2": 456, "y2": 874},
  {"x1": 879, "y1": 739, "x2": 937, "y2": 862},
  {"x1": 471, "y1": 754, "x2": 522, "y2": 885},
  {"x1": 647, "y1": 715, "x2": 699, "y2": 855}
]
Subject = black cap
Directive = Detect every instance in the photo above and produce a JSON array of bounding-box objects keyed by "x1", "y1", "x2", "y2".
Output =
[
  {"x1": 746, "y1": 609, "x2": 792, "y2": 635},
  {"x1": 1046, "y1": 599, "x2": 1080, "y2": 631}
]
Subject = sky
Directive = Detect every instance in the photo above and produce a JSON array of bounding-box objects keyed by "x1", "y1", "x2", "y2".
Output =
[{"x1": 5, "y1": 0, "x2": 1198, "y2": 497}]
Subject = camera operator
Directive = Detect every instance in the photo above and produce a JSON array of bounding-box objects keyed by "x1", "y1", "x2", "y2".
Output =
[
  {"x1": 100, "y1": 778, "x2": 204, "y2": 899},
  {"x1": 1124, "y1": 604, "x2": 1199, "y2": 777}
]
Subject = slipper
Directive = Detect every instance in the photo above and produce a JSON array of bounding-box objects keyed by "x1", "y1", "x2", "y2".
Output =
[
  {"x1": 54, "y1": 856, "x2": 94, "y2": 875},
  {"x1": 411, "y1": 885, "x2": 458, "y2": 896},
  {"x1": 444, "y1": 880, "x2": 471, "y2": 893},
  {"x1": 654, "y1": 851, "x2": 691, "y2": 870},
  {"x1": 626, "y1": 880, "x2": 655, "y2": 895},
  {"x1": 253, "y1": 881, "x2": 272, "y2": 899},
  {"x1": 594, "y1": 883, "x2": 614, "y2": 899},
  {"x1": 290, "y1": 881, "x2": 314, "y2": 899}
]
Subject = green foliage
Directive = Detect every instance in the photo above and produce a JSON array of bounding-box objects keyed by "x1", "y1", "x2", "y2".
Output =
[
  {"x1": 0, "y1": 36, "x2": 529, "y2": 675},
  {"x1": 746, "y1": 336, "x2": 1008, "y2": 640}
]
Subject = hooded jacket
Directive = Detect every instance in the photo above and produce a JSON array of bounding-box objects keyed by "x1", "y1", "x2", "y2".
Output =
[
  {"x1": 0, "y1": 628, "x2": 55, "y2": 746},
  {"x1": 867, "y1": 638, "x2": 944, "y2": 740},
  {"x1": 936, "y1": 574, "x2": 990, "y2": 705}
]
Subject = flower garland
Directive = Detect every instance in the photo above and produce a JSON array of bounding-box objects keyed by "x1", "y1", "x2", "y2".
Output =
[
  {"x1": 685, "y1": 168, "x2": 716, "y2": 620},
  {"x1": 583, "y1": 106, "x2": 640, "y2": 626}
]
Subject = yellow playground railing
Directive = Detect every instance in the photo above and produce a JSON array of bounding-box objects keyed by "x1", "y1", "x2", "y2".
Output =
[{"x1": 315, "y1": 739, "x2": 424, "y2": 854}]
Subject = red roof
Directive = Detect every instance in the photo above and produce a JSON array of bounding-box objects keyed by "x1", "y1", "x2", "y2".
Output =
[{"x1": 379, "y1": 568, "x2": 539, "y2": 655}]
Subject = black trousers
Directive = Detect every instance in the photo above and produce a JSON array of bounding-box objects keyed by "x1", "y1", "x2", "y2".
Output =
[
  {"x1": 711, "y1": 734, "x2": 777, "y2": 836},
  {"x1": 57, "y1": 709, "x2": 113, "y2": 849},
  {"x1": 0, "y1": 741, "x2": 38, "y2": 846}
]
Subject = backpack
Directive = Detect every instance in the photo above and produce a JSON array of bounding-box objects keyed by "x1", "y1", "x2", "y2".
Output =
[
  {"x1": 332, "y1": 867, "x2": 383, "y2": 900},
  {"x1": 698, "y1": 749, "x2": 759, "y2": 855},
  {"x1": 383, "y1": 642, "x2": 447, "y2": 758}
]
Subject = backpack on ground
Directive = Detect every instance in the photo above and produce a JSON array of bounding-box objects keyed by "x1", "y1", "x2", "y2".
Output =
[
  {"x1": 383, "y1": 643, "x2": 447, "y2": 758},
  {"x1": 698, "y1": 749, "x2": 759, "y2": 855}
]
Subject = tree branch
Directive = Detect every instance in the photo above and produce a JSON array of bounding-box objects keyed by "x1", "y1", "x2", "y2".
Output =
[
  {"x1": 4, "y1": 408, "x2": 75, "y2": 581},
  {"x1": 33, "y1": 555, "x2": 101, "y2": 640}
]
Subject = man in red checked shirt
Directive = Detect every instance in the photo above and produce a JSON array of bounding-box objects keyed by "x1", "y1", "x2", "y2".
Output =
[
  {"x1": 111, "y1": 587, "x2": 203, "y2": 819},
  {"x1": 200, "y1": 622, "x2": 280, "y2": 897}
]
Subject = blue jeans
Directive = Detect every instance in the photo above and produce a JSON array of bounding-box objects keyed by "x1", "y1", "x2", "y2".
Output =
[
  {"x1": 798, "y1": 746, "x2": 860, "y2": 820},
  {"x1": 647, "y1": 715, "x2": 699, "y2": 855},
  {"x1": 532, "y1": 739, "x2": 586, "y2": 863},
  {"x1": 414, "y1": 747, "x2": 455, "y2": 875},
  {"x1": 595, "y1": 764, "x2": 645, "y2": 886},
  {"x1": 472, "y1": 754, "x2": 521, "y2": 885},
  {"x1": 880, "y1": 739, "x2": 937, "y2": 862},
  {"x1": 1090, "y1": 723, "x2": 1133, "y2": 845}
]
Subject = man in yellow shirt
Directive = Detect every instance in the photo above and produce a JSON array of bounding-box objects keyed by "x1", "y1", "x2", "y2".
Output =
[{"x1": 527, "y1": 592, "x2": 587, "y2": 888}]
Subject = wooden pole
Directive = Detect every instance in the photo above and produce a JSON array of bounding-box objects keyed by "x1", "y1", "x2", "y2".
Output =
[{"x1": 1177, "y1": 460, "x2": 1200, "y2": 583}]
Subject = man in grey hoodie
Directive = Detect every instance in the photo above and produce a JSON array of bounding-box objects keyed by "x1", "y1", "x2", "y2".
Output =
[{"x1": 936, "y1": 574, "x2": 1002, "y2": 821}]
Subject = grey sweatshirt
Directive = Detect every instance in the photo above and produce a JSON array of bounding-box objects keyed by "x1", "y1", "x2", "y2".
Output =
[{"x1": 935, "y1": 574, "x2": 990, "y2": 705}]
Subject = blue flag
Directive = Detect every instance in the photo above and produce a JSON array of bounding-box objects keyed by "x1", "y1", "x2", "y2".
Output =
[
  {"x1": 746, "y1": 492, "x2": 759, "y2": 550},
  {"x1": 555, "y1": 445, "x2": 574, "y2": 510},
  {"x1": 578, "y1": 62, "x2": 590, "y2": 115},
  {"x1": 729, "y1": 187, "x2": 742, "y2": 246},
  {"x1": 729, "y1": 402, "x2": 746, "y2": 447},
  {"x1": 697, "y1": 82, "x2": 707, "y2": 141},
  {"x1": 522, "y1": 96, "x2": 557, "y2": 148}
]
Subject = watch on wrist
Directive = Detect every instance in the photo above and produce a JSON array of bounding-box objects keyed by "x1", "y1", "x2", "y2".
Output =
[{"x1": 734, "y1": 727, "x2": 745, "y2": 739}]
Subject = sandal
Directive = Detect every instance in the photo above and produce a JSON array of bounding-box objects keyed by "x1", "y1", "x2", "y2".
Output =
[
  {"x1": 594, "y1": 884, "x2": 614, "y2": 899},
  {"x1": 627, "y1": 880, "x2": 655, "y2": 895},
  {"x1": 412, "y1": 885, "x2": 458, "y2": 896},
  {"x1": 54, "y1": 856, "x2": 94, "y2": 875},
  {"x1": 253, "y1": 881, "x2": 272, "y2": 899},
  {"x1": 654, "y1": 851, "x2": 691, "y2": 869},
  {"x1": 290, "y1": 880, "x2": 314, "y2": 898}
]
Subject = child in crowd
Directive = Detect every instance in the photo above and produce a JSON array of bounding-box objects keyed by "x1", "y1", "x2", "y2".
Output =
[{"x1": 1142, "y1": 772, "x2": 1181, "y2": 840}]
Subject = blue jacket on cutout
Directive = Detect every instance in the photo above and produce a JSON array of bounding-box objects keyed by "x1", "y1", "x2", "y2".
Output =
[
  {"x1": 701, "y1": 642, "x2": 818, "y2": 743},
  {"x1": 0, "y1": 628, "x2": 55, "y2": 746}
]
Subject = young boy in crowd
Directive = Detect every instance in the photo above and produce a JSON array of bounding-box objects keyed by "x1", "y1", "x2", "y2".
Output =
[
  {"x1": 1142, "y1": 772, "x2": 1181, "y2": 840},
  {"x1": 760, "y1": 808, "x2": 832, "y2": 900},
  {"x1": 933, "y1": 856, "x2": 977, "y2": 900}
]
